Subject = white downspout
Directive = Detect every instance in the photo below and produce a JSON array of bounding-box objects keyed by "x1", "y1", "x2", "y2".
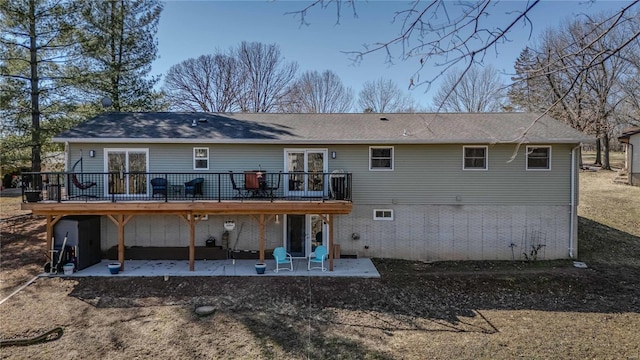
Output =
[
  {"x1": 629, "y1": 143, "x2": 634, "y2": 186},
  {"x1": 569, "y1": 144, "x2": 581, "y2": 258},
  {"x1": 64, "y1": 142, "x2": 70, "y2": 172}
]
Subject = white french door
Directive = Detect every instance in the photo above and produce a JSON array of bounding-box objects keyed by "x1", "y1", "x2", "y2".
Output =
[
  {"x1": 284, "y1": 149, "x2": 328, "y2": 198},
  {"x1": 104, "y1": 148, "x2": 149, "y2": 196}
]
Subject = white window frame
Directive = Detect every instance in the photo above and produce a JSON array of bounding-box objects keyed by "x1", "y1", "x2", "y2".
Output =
[
  {"x1": 526, "y1": 146, "x2": 552, "y2": 171},
  {"x1": 373, "y1": 209, "x2": 394, "y2": 221},
  {"x1": 193, "y1": 147, "x2": 209, "y2": 170},
  {"x1": 462, "y1": 146, "x2": 488, "y2": 170},
  {"x1": 369, "y1": 146, "x2": 394, "y2": 171},
  {"x1": 103, "y1": 148, "x2": 149, "y2": 197}
]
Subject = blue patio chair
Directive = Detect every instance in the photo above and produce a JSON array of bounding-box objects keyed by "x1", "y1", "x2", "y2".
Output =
[
  {"x1": 273, "y1": 246, "x2": 293, "y2": 272},
  {"x1": 308, "y1": 245, "x2": 328, "y2": 272},
  {"x1": 150, "y1": 177, "x2": 167, "y2": 197},
  {"x1": 184, "y1": 177, "x2": 204, "y2": 197}
]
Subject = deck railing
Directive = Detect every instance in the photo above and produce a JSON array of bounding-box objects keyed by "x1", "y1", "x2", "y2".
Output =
[{"x1": 20, "y1": 171, "x2": 352, "y2": 203}]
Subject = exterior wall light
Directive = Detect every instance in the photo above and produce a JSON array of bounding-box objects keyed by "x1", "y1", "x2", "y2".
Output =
[{"x1": 224, "y1": 220, "x2": 236, "y2": 231}]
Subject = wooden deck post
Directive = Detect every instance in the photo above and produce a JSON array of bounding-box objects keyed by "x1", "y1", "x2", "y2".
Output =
[
  {"x1": 189, "y1": 214, "x2": 195, "y2": 271},
  {"x1": 328, "y1": 214, "x2": 334, "y2": 271},
  {"x1": 46, "y1": 215, "x2": 53, "y2": 261},
  {"x1": 107, "y1": 214, "x2": 133, "y2": 271},
  {"x1": 259, "y1": 214, "x2": 265, "y2": 262},
  {"x1": 45, "y1": 215, "x2": 65, "y2": 262},
  {"x1": 117, "y1": 215, "x2": 125, "y2": 271}
]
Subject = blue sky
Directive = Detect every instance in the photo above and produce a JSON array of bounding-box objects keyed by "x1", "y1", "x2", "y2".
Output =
[{"x1": 153, "y1": 0, "x2": 629, "y2": 110}]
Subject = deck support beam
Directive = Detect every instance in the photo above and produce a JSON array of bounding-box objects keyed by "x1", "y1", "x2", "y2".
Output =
[
  {"x1": 107, "y1": 214, "x2": 133, "y2": 271},
  {"x1": 178, "y1": 213, "x2": 203, "y2": 271},
  {"x1": 327, "y1": 214, "x2": 334, "y2": 271},
  {"x1": 45, "y1": 214, "x2": 66, "y2": 262},
  {"x1": 189, "y1": 214, "x2": 195, "y2": 271},
  {"x1": 259, "y1": 214, "x2": 265, "y2": 263}
]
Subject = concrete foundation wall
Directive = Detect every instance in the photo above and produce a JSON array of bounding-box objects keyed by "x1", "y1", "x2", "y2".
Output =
[
  {"x1": 334, "y1": 204, "x2": 572, "y2": 261},
  {"x1": 101, "y1": 204, "x2": 573, "y2": 261}
]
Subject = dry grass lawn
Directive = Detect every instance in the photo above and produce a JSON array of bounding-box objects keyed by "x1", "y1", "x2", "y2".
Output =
[{"x1": 1, "y1": 153, "x2": 639, "y2": 359}]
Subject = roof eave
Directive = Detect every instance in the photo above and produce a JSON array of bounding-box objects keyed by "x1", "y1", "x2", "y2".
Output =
[{"x1": 53, "y1": 137, "x2": 593, "y2": 145}]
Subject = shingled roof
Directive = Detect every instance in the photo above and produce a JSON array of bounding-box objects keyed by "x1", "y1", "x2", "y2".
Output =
[
  {"x1": 618, "y1": 127, "x2": 640, "y2": 141},
  {"x1": 54, "y1": 112, "x2": 593, "y2": 144}
]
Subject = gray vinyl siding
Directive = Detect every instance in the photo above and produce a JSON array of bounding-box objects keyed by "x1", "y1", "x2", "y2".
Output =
[
  {"x1": 69, "y1": 142, "x2": 575, "y2": 205},
  {"x1": 330, "y1": 143, "x2": 574, "y2": 205}
]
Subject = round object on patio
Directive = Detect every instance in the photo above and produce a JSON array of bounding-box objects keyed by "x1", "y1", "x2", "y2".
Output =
[
  {"x1": 63, "y1": 263, "x2": 74, "y2": 275},
  {"x1": 107, "y1": 263, "x2": 121, "y2": 274},
  {"x1": 255, "y1": 263, "x2": 267, "y2": 274},
  {"x1": 195, "y1": 305, "x2": 216, "y2": 317}
]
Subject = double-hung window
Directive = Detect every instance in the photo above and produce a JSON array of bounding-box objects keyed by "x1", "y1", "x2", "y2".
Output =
[
  {"x1": 369, "y1": 146, "x2": 394, "y2": 171},
  {"x1": 463, "y1": 146, "x2": 488, "y2": 170},
  {"x1": 193, "y1": 147, "x2": 209, "y2": 170},
  {"x1": 526, "y1": 146, "x2": 551, "y2": 170}
]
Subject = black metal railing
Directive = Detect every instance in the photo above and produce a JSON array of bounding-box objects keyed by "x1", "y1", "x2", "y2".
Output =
[{"x1": 20, "y1": 171, "x2": 352, "y2": 203}]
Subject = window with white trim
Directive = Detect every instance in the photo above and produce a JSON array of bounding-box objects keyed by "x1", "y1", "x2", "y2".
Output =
[
  {"x1": 193, "y1": 147, "x2": 209, "y2": 170},
  {"x1": 526, "y1": 146, "x2": 551, "y2": 170},
  {"x1": 463, "y1": 146, "x2": 488, "y2": 170},
  {"x1": 369, "y1": 146, "x2": 394, "y2": 171},
  {"x1": 373, "y1": 209, "x2": 394, "y2": 220}
]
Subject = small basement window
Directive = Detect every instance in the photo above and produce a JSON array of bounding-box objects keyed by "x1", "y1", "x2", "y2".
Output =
[{"x1": 373, "y1": 209, "x2": 394, "y2": 220}]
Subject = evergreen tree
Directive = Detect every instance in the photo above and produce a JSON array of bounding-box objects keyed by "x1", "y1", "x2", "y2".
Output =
[
  {"x1": 508, "y1": 47, "x2": 551, "y2": 112},
  {"x1": 0, "y1": 0, "x2": 78, "y2": 173},
  {"x1": 74, "y1": 0, "x2": 164, "y2": 111}
]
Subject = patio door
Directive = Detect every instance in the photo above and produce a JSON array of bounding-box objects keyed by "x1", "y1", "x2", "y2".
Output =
[
  {"x1": 105, "y1": 148, "x2": 149, "y2": 196},
  {"x1": 285, "y1": 149, "x2": 327, "y2": 197},
  {"x1": 285, "y1": 214, "x2": 326, "y2": 258}
]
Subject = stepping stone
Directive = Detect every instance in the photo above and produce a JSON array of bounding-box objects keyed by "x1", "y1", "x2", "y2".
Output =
[{"x1": 195, "y1": 305, "x2": 216, "y2": 317}]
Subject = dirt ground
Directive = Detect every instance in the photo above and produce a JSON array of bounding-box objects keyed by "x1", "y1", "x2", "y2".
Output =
[{"x1": 1, "y1": 167, "x2": 639, "y2": 359}]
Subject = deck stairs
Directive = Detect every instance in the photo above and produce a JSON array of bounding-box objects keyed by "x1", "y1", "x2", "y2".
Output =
[{"x1": 613, "y1": 169, "x2": 629, "y2": 185}]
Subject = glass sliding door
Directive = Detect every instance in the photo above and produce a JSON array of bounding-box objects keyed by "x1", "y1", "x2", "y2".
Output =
[
  {"x1": 105, "y1": 149, "x2": 149, "y2": 196},
  {"x1": 310, "y1": 215, "x2": 325, "y2": 252},
  {"x1": 285, "y1": 214, "x2": 327, "y2": 258},
  {"x1": 285, "y1": 149, "x2": 327, "y2": 197},
  {"x1": 286, "y1": 214, "x2": 306, "y2": 257}
]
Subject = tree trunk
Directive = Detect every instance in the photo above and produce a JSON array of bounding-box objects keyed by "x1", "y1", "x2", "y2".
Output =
[
  {"x1": 29, "y1": 0, "x2": 41, "y2": 179},
  {"x1": 594, "y1": 137, "x2": 602, "y2": 166},
  {"x1": 601, "y1": 133, "x2": 611, "y2": 170}
]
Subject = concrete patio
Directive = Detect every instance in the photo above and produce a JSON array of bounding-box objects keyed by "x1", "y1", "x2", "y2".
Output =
[{"x1": 48, "y1": 258, "x2": 380, "y2": 278}]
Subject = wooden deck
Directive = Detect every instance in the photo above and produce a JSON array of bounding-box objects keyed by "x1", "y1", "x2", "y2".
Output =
[{"x1": 22, "y1": 199, "x2": 352, "y2": 273}]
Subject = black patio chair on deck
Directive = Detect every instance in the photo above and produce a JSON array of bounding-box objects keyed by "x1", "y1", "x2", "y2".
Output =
[
  {"x1": 229, "y1": 172, "x2": 244, "y2": 198},
  {"x1": 150, "y1": 178, "x2": 167, "y2": 197},
  {"x1": 184, "y1": 178, "x2": 204, "y2": 197},
  {"x1": 265, "y1": 171, "x2": 281, "y2": 200}
]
